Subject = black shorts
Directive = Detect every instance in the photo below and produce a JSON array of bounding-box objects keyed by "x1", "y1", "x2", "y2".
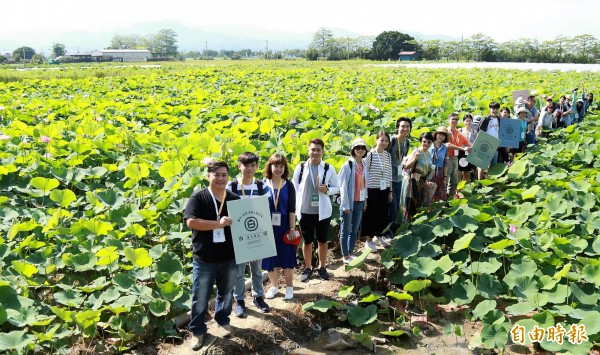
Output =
[{"x1": 299, "y1": 214, "x2": 331, "y2": 244}]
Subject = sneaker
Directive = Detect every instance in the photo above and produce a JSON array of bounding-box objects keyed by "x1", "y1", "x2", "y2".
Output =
[
  {"x1": 253, "y1": 296, "x2": 270, "y2": 313},
  {"x1": 300, "y1": 268, "x2": 313, "y2": 282},
  {"x1": 366, "y1": 240, "x2": 377, "y2": 252},
  {"x1": 234, "y1": 300, "x2": 246, "y2": 318},
  {"x1": 378, "y1": 236, "x2": 392, "y2": 247},
  {"x1": 265, "y1": 287, "x2": 278, "y2": 299},
  {"x1": 342, "y1": 257, "x2": 352, "y2": 265},
  {"x1": 191, "y1": 334, "x2": 204, "y2": 351},
  {"x1": 317, "y1": 266, "x2": 330, "y2": 280},
  {"x1": 218, "y1": 324, "x2": 233, "y2": 338},
  {"x1": 372, "y1": 236, "x2": 382, "y2": 246},
  {"x1": 284, "y1": 286, "x2": 294, "y2": 300}
]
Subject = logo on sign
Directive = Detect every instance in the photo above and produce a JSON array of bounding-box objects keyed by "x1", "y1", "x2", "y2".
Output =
[
  {"x1": 506, "y1": 126, "x2": 514, "y2": 134},
  {"x1": 244, "y1": 217, "x2": 259, "y2": 231},
  {"x1": 480, "y1": 143, "x2": 490, "y2": 152}
]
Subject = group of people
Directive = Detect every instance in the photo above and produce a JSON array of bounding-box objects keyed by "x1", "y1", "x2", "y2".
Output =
[{"x1": 182, "y1": 88, "x2": 593, "y2": 350}]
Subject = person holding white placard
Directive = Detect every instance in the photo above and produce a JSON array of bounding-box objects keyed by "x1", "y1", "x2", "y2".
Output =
[{"x1": 184, "y1": 161, "x2": 240, "y2": 350}]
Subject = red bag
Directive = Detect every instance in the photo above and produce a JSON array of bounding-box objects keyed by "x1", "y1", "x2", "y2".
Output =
[{"x1": 283, "y1": 228, "x2": 302, "y2": 247}]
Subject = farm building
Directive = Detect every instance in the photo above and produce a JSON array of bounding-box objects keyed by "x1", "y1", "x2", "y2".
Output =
[
  {"x1": 398, "y1": 51, "x2": 419, "y2": 61},
  {"x1": 91, "y1": 49, "x2": 152, "y2": 62}
]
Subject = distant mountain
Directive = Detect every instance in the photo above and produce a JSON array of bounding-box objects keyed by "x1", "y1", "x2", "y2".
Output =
[{"x1": 0, "y1": 21, "x2": 458, "y2": 54}]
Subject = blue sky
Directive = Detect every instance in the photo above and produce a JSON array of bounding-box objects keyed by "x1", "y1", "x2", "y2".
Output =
[{"x1": 3, "y1": 0, "x2": 599, "y2": 42}]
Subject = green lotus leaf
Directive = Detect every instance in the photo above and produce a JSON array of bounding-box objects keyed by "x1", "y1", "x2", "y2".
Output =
[
  {"x1": 449, "y1": 279, "x2": 476, "y2": 305},
  {"x1": 49, "y1": 189, "x2": 77, "y2": 208},
  {"x1": 452, "y1": 233, "x2": 475, "y2": 252},
  {"x1": 54, "y1": 289, "x2": 85, "y2": 307},
  {"x1": 113, "y1": 273, "x2": 136, "y2": 290},
  {"x1": 29, "y1": 177, "x2": 60, "y2": 194},
  {"x1": 124, "y1": 162, "x2": 150, "y2": 182},
  {"x1": 449, "y1": 215, "x2": 478, "y2": 232},
  {"x1": 360, "y1": 293, "x2": 382, "y2": 303},
  {"x1": 96, "y1": 246, "x2": 120, "y2": 266},
  {"x1": 347, "y1": 304, "x2": 377, "y2": 326},
  {"x1": 159, "y1": 281, "x2": 183, "y2": 301},
  {"x1": 581, "y1": 264, "x2": 600, "y2": 286},
  {"x1": 386, "y1": 290, "x2": 413, "y2": 301},
  {"x1": 345, "y1": 249, "x2": 370, "y2": 271},
  {"x1": 476, "y1": 274, "x2": 503, "y2": 299},
  {"x1": 124, "y1": 247, "x2": 153, "y2": 268},
  {"x1": 0, "y1": 330, "x2": 35, "y2": 351},
  {"x1": 380, "y1": 330, "x2": 405, "y2": 337},
  {"x1": 432, "y1": 220, "x2": 453, "y2": 237},
  {"x1": 403, "y1": 279, "x2": 431, "y2": 293},
  {"x1": 96, "y1": 190, "x2": 124, "y2": 207},
  {"x1": 76, "y1": 277, "x2": 109, "y2": 293},
  {"x1": 149, "y1": 299, "x2": 171, "y2": 317},
  {"x1": 11, "y1": 260, "x2": 38, "y2": 278},
  {"x1": 0, "y1": 305, "x2": 6, "y2": 326},
  {"x1": 358, "y1": 286, "x2": 371, "y2": 296},
  {"x1": 520, "y1": 185, "x2": 540, "y2": 200},
  {"x1": 393, "y1": 234, "x2": 421, "y2": 258},
  {"x1": 338, "y1": 285, "x2": 354, "y2": 299},
  {"x1": 506, "y1": 301, "x2": 536, "y2": 316},
  {"x1": 472, "y1": 300, "x2": 497, "y2": 320},
  {"x1": 70, "y1": 252, "x2": 98, "y2": 272},
  {"x1": 570, "y1": 283, "x2": 599, "y2": 305},
  {"x1": 158, "y1": 160, "x2": 184, "y2": 180},
  {"x1": 480, "y1": 324, "x2": 509, "y2": 350},
  {"x1": 408, "y1": 257, "x2": 437, "y2": 278}
]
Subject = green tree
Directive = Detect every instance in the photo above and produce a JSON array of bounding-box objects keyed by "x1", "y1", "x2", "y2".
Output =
[
  {"x1": 371, "y1": 31, "x2": 416, "y2": 60},
  {"x1": 30, "y1": 54, "x2": 44, "y2": 64},
  {"x1": 153, "y1": 29, "x2": 178, "y2": 58},
  {"x1": 421, "y1": 40, "x2": 442, "y2": 60},
  {"x1": 109, "y1": 34, "x2": 142, "y2": 49},
  {"x1": 0, "y1": 55, "x2": 7, "y2": 63},
  {"x1": 307, "y1": 27, "x2": 334, "y2": 59},
  {"x1": 12, "y1": 46, "x2": 36, "y2": 61},
  {"x1": 466, "y1": 33, "x2": 497, "y2": 61},
  {"x1": 51, "y1": 43, "x2": 66, "y2": 58}
]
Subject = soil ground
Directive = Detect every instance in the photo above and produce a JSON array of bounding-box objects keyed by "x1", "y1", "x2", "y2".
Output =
[{"x1": 136, "y1": 243, "x2": 539, "y2": 355}]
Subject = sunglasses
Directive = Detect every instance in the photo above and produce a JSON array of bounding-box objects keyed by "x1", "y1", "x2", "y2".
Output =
[{"x1": 354, "y1": 146, "x2": 367, "y2": 150}]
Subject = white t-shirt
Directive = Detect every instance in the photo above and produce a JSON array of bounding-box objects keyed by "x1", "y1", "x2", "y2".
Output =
[{"x1": 486, "y1": 117, "x2": 499, "y2": 138}]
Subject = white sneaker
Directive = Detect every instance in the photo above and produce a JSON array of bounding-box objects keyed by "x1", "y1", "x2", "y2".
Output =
[
  {"x1": 265, "y1": 287, "x2": 278, "y2": 299},
  {"x1": 372, "y1": 237, "x2": 382, "y2": 246},
  {"x1": 378, "y1": 236, "x2": 391, "y2": 247},
  {"x1": 342, "y1": 257, "x2": 352, "y2": 265},
  {"x1": 366, "y1": 240, "x2": 377, "y2": 252},
  {"x1": 284, "y1": 286, "x2": 294, "y2": 300}
]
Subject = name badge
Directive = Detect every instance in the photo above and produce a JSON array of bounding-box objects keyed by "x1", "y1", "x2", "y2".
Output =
[
  {"x1": 311, "y1": 194, "x2": 319, "y2": 207},
  {"x1": 213, "y1": 228, "x2": 226, "y2": 243},
  {"x1": 359, "y1": 189, "x2": 367, "y2": 201},
  {"x1": 379, "y1": 180, "x2": 387, "y2": 190},
  {"x1": 575, "y1": 113, "x2": 579, "y2": 119},
  {"x1": 454, "y1": 149, "x2": 459, "y2": 156},
  {"x1": 397, "y1": 167, "x2": 402, "y2": 177},
  {"x1": 271, "y1": 213, "x2": 282, "y2": 226}
]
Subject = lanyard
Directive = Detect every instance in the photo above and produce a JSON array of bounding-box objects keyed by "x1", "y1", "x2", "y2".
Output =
[
  {"x1": 374, "y1": 150, "x2": 385, "y2": 174},
  {"x1": 397, "y1": 138, "x2": 406, "y2": 160},
  {"x1": 432, "y1": 146, "x2": 440, "y2": 165},
  {"x1": 269, "y1": 179, "x2": 284, "y2": 210},
  {"x1": 208, "y1": 188, "x2": 226, "y2": 220},
  {"x1": 240, "y1": 179, "x2": 255, "y2": 197},
  {"x1": 308, "y1": 163, "x2": 319, "y2": 190},
  {"x1": 451, "y1": 129, "x2": 459, "y2": 144}
]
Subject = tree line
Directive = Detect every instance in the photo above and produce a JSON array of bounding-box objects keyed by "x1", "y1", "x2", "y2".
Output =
[
  {"x1": 307, "y1": 28, "x2": 600, "y2": 63},
  {"x1": 3, "y1": 27, "x2": 599, "y2": 64}
]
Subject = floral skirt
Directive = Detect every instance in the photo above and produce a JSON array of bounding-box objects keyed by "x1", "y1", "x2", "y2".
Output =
[{"x1": 432, "y1": 168, "x2": 448, "y2": 202}]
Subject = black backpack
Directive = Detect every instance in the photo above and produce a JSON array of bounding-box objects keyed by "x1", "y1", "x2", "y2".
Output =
[
  {"x1": 230, "y1": 179, "x2": 264, "y2": 196},
  {"x1": 297, "y1": 162, "x2": 329, "y2": 185}
]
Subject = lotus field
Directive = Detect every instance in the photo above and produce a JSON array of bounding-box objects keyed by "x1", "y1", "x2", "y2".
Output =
[{"x1": 0, "y1": 62, "x2": 599, "y2": 353}]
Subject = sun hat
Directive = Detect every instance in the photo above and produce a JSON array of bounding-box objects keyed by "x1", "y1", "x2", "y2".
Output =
[
  {"x1": 433, "y1": 126, "x2": 449, "y2": 143},
  {"x1": 350, "y1": 138, "x2": 368, "y2": 150},
  {"x1": 516, "y1": 106, "x2": 529, "y2": 115}
]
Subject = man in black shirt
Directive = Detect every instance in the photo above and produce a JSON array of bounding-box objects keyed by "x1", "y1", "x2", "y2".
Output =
[{"x1": 184, "y1": 161, "x2": 240, "y2": 350}]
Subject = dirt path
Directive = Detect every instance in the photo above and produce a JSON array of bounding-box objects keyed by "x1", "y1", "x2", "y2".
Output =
[{"x1": 150, "y1": 245, "x2": 483, "y2": 355}]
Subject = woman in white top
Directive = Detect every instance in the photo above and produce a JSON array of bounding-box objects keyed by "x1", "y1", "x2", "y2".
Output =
[{"x1": 361, "y1": 131, "x2": 393, "y2": 251}]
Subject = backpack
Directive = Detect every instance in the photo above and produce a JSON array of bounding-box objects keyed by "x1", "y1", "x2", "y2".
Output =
[
  {"x1": 230, "y1": 179, "x2": 264, "y2": 196},
  {"x1": 297, "y1": 162, "x2": 329, "y2": 185}
]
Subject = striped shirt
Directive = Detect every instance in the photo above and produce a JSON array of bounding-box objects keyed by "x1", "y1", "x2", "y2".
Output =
[
  {"x1": 364, "y1": 150, "x2": 392, "y2": 189},
  {"x1": 226, "y1": 179, "x2": 272, "y2": 199}
]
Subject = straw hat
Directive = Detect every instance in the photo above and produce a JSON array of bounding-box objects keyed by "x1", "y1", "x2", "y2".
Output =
[
  {"x1": 433, "y1": 126, "x2": 449, "y2": 143},
  {"x1": 350, "y1": 138, "x2": 368, "y2": 150}
]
